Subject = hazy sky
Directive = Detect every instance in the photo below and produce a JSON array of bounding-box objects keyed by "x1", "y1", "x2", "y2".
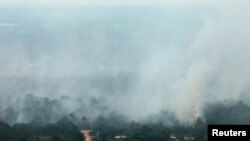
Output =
[
  {"x1": 0, "y1": 0, "x2": 250, "y2": 125},
  {"x1": 0, "y1": 0, "x2": 249, "y2": 7}
]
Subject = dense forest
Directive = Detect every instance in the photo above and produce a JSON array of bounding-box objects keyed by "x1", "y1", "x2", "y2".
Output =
[{"x1": 1, "y1": 94, "x2": 250, "y2": 141}]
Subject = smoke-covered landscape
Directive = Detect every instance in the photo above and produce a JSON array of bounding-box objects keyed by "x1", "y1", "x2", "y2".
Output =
[{"x1": 0, "y1": 1, "x2": 250, "y2": 141}]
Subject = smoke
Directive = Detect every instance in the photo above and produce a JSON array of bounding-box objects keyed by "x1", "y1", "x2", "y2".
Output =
[
  {"x1": 172, "y1": 63, "x2": 212, "y2": 125},
  {"x1": 168, "y1": 8, "x2": 250, "y2": 124},
  {"x1": 0, "y1": 6, "x2": 250, "y2": 125}
]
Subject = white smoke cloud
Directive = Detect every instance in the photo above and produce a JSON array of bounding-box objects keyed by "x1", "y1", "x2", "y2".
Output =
[
  {"x1": 1, "y1": 5, "x2": 250, "y2": 125},
  {"x1": 169, "y1": 8, "x2": 250, "y2": 124},
  {"x1": 172, "y1": 63, "x2": 212, "y2": 125}
]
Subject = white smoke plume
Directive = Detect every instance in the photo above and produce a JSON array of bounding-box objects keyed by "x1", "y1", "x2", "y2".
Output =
[
  {"x1": 169, "y1": 8, "x2": 250, "y2": 124},
  {"x1": 0, "y1": 6, "x2": 250, "y2": 125}
]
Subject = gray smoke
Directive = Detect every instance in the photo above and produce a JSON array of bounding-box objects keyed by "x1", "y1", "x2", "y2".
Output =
[{"x1": 0, "y1": 6, "x2": 250, "y2": 125}]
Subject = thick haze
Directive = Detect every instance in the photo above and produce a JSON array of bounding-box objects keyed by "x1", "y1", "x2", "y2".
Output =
[
  {"x1": 0, "y1": 0, "x2": 250, "y2": 7},
  {"x1": 0, "y1": 5, "x2": 250, "y2": 125}
]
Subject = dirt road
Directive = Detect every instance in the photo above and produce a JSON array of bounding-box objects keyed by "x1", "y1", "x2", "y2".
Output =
[{"x1": 81, "y1": 130, "x2": 94, "y2": 141}]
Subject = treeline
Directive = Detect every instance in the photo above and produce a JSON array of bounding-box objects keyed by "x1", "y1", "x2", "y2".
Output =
[
  {"x1": 89, "y1": 114, "x2": 207, "y2": 141},
  {"x1": 81, "y1": 101, "x2": 250, "y2": 141},
  {"x1": 1, "y1": 94, "x2": 250, "y2": 141},
  {"x1": 0, "y1": 94, "x2": 107, "y2": 125},
  {"x1": 0, "y1": 118, "x2": 82, "y2": 141},
  {"x1": 205, "y1": 101, "x2": 250, "y2": 124},
  {"x1": 0, "y1": 116, "x2": 205, "y2": 141}
]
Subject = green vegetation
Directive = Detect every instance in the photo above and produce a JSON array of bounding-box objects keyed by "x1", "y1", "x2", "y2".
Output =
[
  {"x1": 0, "y1": 119, "x2": 82, "y2": 141},
  {"x1": 1, "y1": 96, "x2": 250, "y2": 141}
]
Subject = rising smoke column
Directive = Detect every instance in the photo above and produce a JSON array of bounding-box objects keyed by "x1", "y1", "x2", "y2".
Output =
[{"x1": 0, "y1": 6, "x2": 250, "y2": 125}]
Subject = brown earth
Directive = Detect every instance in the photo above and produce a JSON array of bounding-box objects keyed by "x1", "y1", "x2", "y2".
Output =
[{"x1": 81, "y1": 130, "x2": 94, "y2": 141}]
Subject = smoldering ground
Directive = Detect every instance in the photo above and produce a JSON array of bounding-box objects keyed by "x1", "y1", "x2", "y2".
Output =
[{"x1": 0, "y1": 6, "x2": 250, "y2": 125}]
